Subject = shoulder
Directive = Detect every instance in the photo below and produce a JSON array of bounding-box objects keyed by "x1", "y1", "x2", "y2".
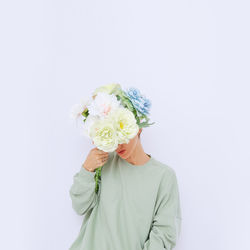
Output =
[
  {"x1": 151, "y1": 156, "x2": 176, "y2": 178},
  {"x1": 150, "y1": 158, "x2": 181, "y2": 200},
  {"x1": 150, "y1": 157, "x2": 180, "y2": 192}
]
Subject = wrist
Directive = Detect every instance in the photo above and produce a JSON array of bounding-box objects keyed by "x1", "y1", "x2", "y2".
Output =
[{"x1": 82, "y1": 163, "x2": 95, "y2": 172}]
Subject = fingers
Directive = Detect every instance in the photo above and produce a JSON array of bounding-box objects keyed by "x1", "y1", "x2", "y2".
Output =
[
  {"x1": 90, "y1": 147, "x2": 109, "y2": 167},
  {"x1": 97, "y1": 155, "x2": 109, "y2": 166},
  {"x1": 98, "y1": 154, "x2": 109, "y2": 161},
  {"x1": 100, "y1": 155, "x2": 109, "y2": 161},
  {"x1": 93, "y1": 147, "x2": 109, "y2": 156}
]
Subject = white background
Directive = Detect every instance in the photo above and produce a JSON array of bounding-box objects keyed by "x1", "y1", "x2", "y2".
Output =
[{"x1": 0, "y1": 0, "x2": 249, "y2": 249}]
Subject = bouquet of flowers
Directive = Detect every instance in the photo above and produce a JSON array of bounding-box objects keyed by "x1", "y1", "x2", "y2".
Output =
[{"x1": 69, "y1": 83, "x2": 155, "y2": 193}]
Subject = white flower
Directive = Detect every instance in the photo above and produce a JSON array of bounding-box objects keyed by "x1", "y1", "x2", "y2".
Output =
[
  {"x1": 79, "y1": 115, "x2": 99, "y2": 138},
  {"x1": 69, "y1": 97, "x2": 91, "y2": 120},
  {"x1": 87, "y1": 92, "x2": 122, "y2": 119}
]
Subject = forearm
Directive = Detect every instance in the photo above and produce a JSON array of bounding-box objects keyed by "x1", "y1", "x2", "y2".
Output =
[{"x1": 69, "y1": 165, "x2": 99, "y2": 215}]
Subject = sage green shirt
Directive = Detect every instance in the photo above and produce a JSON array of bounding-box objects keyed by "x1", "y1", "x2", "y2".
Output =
[{"x1": 69, "y1": 151, "x2": 182, "y2": 250}]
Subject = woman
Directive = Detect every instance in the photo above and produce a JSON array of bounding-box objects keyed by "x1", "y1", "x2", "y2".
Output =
[{"x1": 69, "y1": 127, "x2": 182, "y2": 250}]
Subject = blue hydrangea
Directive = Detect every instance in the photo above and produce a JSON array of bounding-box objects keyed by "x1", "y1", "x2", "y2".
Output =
[{"x1": 124, "y1": 87, "x2": 151, "y2": 115}]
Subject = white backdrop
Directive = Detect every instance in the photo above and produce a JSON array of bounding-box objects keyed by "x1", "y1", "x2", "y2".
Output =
[{"x1": 0, "y1": 0, "x2": 249, "y2": 250}]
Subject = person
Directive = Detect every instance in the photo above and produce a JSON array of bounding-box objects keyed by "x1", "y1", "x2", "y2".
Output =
[{"x1": 69, "y1": 128, "x2": 182, "y2": 250}]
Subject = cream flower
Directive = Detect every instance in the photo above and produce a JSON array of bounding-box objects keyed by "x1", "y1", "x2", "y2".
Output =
[
  {"x1": 89, "y1": 118, "x2": 118, "y2": 152},
  {"x1": 92, "y1": 83, "x2": 122, "y2": 97},
  {"x1": 87, "y1": 92, "x2": 122, "y2": 119},
  {"x1": 110, "y1": 107, "x2": 139, "y2": 144}
]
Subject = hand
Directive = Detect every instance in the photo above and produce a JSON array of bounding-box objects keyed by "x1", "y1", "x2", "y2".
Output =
[{"x1": 83, "y1": 147, "x2": 109, "y2": 172}]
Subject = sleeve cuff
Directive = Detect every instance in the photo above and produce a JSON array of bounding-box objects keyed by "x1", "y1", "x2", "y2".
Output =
[{"x1": 79, "y1": 166, "x2": 96, "y2": 178}]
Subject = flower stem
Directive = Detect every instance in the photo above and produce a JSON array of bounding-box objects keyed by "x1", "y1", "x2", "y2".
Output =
[{"x1": 94, "y1": 166, "x2": 102, "y2": 194}]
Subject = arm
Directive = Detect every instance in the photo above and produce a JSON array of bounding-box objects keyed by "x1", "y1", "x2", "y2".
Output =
[
  {"x1": 69, "y1": 165, "x2": 100, "y2": 216},
  {"x1": 142, "y1": 171, "x2": 182, "y2": 250}
]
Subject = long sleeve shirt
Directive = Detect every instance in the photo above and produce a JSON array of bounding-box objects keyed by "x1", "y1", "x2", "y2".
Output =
[{"x1": 69, "y1": 151, "x2": 182, "y2": 250}]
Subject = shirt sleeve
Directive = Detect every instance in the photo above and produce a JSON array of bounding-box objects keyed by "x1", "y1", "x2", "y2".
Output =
[
  {"x1": 142, "y1": 170, "x2": 182, "y2": 250},
  {"x1": 69, "y1": 166, "x2": 101, "y2": 216}
]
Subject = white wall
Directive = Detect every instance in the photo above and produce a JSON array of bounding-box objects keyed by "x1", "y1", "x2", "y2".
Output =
[{"x1": 0, "y1": 0, "x2": 249, "y2": 249}]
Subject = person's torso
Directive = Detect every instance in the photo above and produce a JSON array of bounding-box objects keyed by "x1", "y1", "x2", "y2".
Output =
[{"x1": 72, "y1": 152, "x2": 173, "y2": 250}]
